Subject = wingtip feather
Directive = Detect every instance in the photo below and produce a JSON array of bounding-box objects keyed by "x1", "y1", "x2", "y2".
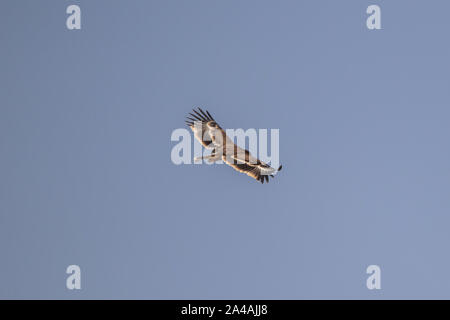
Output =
[
  {"x1": 206, "y1": 110, "x2": 214, "y2": 121},
  {"x1": 197, "y1": 107, "x2": 211, "y2": 121}
]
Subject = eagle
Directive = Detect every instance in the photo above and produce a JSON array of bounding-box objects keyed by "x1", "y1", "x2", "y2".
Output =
[{"x1": 185, "y1": 107, "x2": 282, "y2": 184}]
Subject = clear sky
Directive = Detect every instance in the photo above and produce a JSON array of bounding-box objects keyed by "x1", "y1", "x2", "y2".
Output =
[{"x1": 1, "y1": 0, "x2": 450, "y2": 299}]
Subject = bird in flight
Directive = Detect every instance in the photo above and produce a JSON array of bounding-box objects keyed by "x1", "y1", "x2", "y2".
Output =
[{"x1": 185, "y1": 107, "x2": 282, "y2": 184}]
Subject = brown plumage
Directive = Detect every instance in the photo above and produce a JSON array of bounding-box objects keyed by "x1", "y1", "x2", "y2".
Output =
[{"x1": 186, "y1": 107, "x2": 282, "y2": 184}]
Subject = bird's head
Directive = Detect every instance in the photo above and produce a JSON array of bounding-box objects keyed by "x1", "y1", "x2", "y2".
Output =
[{"x1": 207, "y1": 121, "x2": 220, "y2": 129}]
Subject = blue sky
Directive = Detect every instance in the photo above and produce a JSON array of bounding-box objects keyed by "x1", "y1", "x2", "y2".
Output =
[{"x1": 1, "y1": 0, "x2": 450, "y2": 298}]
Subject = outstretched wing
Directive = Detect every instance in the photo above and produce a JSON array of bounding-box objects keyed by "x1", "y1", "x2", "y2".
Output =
[
  {"x1": 185, "y1": 107, "x2": 217, "y2": 149},
  {"x1": 223, "y1": 152, "x2": 282, "y2": 184},
  {"x1": 186, "y1": 107, "x2": 283, "y2": 184}
]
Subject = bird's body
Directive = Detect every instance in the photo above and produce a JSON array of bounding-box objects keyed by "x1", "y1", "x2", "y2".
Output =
[{"x1": 185, "y1": 108, "x2": 282, "y2": 184}]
